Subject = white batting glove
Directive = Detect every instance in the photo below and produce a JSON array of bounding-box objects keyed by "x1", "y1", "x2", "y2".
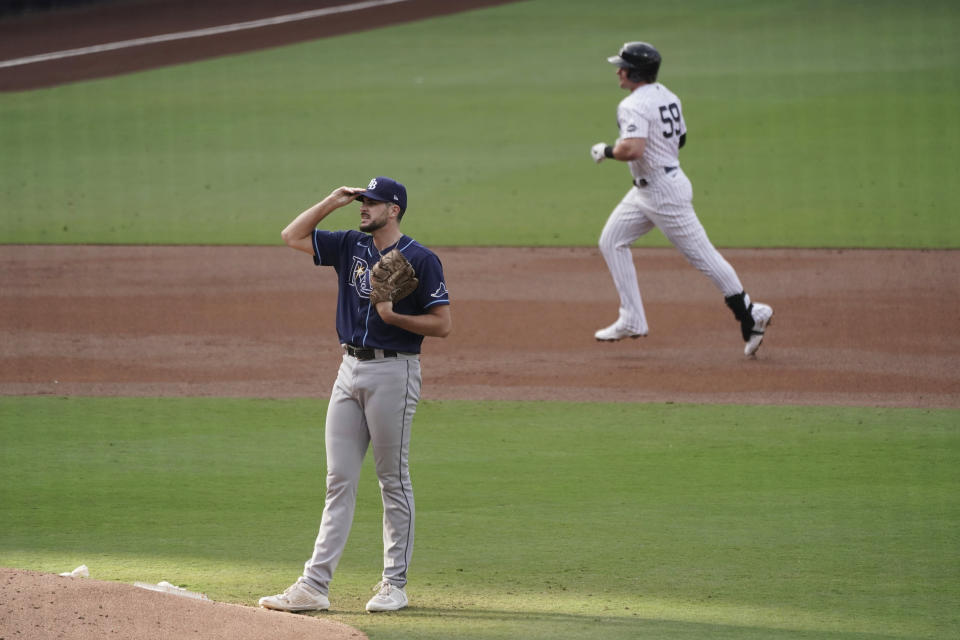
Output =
[{"x1": 590, "y1": 142, "x2": 608, "y2": 164}]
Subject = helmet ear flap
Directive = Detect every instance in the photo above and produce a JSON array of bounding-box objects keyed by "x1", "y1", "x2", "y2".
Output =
[{"x1": 627, "y1": 68, "x2": 653, "y2": 83}]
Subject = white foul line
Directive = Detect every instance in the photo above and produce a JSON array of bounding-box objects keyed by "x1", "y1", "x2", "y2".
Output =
[{"x1": 0, "y1": 0, "x2": 412, "y2": 69}]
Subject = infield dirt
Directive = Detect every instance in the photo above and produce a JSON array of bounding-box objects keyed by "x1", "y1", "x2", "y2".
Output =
[{"x1": 3, "y1": 245, "x2": 959, "y2": 408}]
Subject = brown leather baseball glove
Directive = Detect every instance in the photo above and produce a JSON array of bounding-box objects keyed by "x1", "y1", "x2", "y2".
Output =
[{"x1": 369, "y1": 249, "x2": 419, "y2": 305}]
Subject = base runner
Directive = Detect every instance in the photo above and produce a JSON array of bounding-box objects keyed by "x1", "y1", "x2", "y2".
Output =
[{"x1": 590, "y1": 41, "x2": 773, "y2": 356}]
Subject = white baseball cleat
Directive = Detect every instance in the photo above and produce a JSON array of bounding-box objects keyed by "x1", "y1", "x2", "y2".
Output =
[
  {"x1": 365, "y1": 580, "x2": 408, "y2": 612},
  {"x1": 594, "y1": 322, "x2": 646, "y2": 342},
  {"x1": 744, "y1": 303, "x2": 773, "y2": 357},
  {"x1": 258, "y1": 577, "x2": 330, "y2": 612}
]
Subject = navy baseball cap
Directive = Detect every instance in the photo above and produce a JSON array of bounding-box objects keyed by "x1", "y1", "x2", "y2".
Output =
[{"x1": 357, "y1": 176, "x2": 407, "y2": 213}]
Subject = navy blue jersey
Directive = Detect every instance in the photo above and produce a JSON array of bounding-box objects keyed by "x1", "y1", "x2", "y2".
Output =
[{"x1": 312, "y1": 230, "x2": 450, "y2": 353}]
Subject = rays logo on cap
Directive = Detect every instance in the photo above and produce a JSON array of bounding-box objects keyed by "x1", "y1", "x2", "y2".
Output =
[{"x1": 358, "y1": 176, "x2": 407, "y2": 213}]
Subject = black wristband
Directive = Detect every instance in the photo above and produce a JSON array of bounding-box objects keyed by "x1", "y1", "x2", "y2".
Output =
[{"x1": 604, "y1": 145, "x2": 615, "y2": 159}]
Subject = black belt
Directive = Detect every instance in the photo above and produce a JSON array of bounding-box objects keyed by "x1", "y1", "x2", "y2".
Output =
[
  {"x1": 344, "y1": 344, "x2": 399, "y2": 360},
  {"x1": 634, "y1": 166, "x2": 678, "y2": 188}
]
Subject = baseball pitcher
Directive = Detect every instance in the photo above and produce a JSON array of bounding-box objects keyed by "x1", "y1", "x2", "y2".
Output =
[{"x1": 259, "y1": 177, "x2": 451, "y2": 613}]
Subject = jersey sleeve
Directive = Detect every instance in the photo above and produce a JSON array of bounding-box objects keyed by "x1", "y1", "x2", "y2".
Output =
[
  {"x1": 312, "y1": 229, "x2": 348, "y2": 266},
  {"x1": 617, "y1": 100, "x2": 650, "y2": 140},
  {"x1": 413, "y1": 252, "x2": 450, "y2": 309}
]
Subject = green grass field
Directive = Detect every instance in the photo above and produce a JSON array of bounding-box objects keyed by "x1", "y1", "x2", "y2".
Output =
[
  {"x1": 1, "y1": 0, "x2": 958, "y2": 247},
  {"x1": 1, "y1": 398, "x2": 957, "y2": 639}
]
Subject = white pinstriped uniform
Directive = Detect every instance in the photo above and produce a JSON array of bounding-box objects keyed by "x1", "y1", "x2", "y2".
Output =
[{"x1": 599, "y1": 82, "x2": 744, "y2": 335}]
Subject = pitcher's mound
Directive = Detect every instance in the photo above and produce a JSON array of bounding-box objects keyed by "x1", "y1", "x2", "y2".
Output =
[{"x1": 0, "y1": 568, "x2": 366, "y2": 640}]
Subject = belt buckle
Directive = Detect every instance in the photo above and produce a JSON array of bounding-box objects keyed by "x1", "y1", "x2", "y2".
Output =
[{"x1": 346, "y1": 344, "x2": 371, "y2": 360}]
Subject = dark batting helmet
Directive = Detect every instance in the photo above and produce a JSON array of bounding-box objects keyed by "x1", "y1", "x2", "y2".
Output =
[{"x1": 607, "y1": 41, "x2": 661, "y2": 83}]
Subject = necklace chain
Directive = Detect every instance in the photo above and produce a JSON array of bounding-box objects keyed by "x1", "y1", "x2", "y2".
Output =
[{"x1": 375, "y1": 236, "x2": 400, "y2": 257}]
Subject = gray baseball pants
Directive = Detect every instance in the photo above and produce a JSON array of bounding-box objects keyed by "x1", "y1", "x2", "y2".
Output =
[
  {"x1": 302, "y1": 351, "x2": 421, "y2": 595},
  {"x1": 598, "y1": 168, "x2": 744, "y2": 334}
]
